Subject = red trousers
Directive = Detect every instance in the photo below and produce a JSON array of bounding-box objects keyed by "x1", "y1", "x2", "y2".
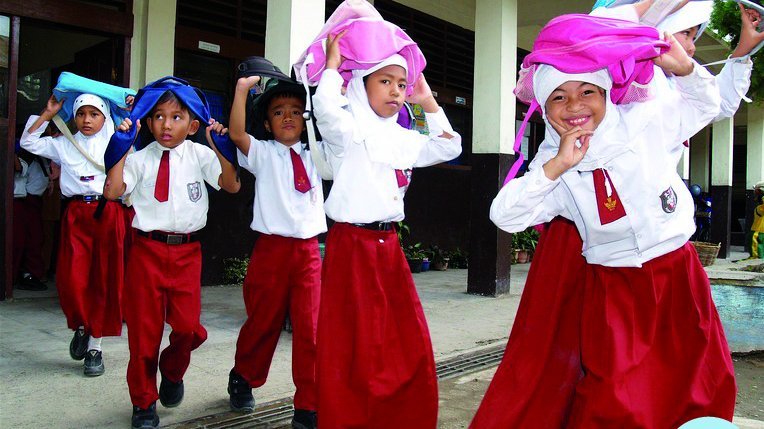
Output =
[
  {"x1": 471, "y1": 218, "x2": 737, "y2": 429},
  {"x1": 124, "y1": 234, "x2": 208, "y2": 409},
  {"x1": 233, "y1": 234, "x2": 321, "y2": 411},
  {"x1": 57, "y1": 199, "x2": 125, "y2": 337},
  {"x1": 317, "y1": 223, "x2": 438, "y2": 429},
  {"x1": 12, "y1": 196, "x2": 45, "y2": 280}
]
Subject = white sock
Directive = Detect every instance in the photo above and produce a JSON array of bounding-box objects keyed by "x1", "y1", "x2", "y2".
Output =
[{"x1": 87, "y1": 336, "x2": 102, "y2": 352}]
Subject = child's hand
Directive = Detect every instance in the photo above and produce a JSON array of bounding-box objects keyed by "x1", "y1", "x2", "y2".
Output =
[
  {"x1": 406, "y1": 75, "x2": 439, "y2": 112},
  {"x1": 125, "y1": 95, "x2": 135, "y2": 111},
  {"x1": 732, "y1": 3, "x2": 764, "y2": 58},
  {"x1": 42, "y1": 95, "x2": 64, "y2": 119},
  {"x1": 326, "y1": 30, "x2": 347, "y2": 70},
  {"x1": 654, "y1": 32, "x2": 694, "y2": 76},
  {"x1": 117, "y1": 118, "x2": 139, "y2": 133},
  {"x1": 236, "y1": 76, "x2": 260, "y2": 91},
  {"x1": 206, "y1": 119, "x2": 228, "y2": 150},
  {"x1": 544, "y1": 127, "x2": 592, "y2": 180}
]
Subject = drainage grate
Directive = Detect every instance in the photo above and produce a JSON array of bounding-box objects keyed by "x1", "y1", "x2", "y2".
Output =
[{"x1": 170, "y1": 344, "x2": 506, "y2": 429}]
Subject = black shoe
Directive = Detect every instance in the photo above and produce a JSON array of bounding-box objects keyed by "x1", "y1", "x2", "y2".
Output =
[
  {"x1": 292, "y1": 409, "x2": 317, "y2": 429},
  {"x1": 227, "y1": 369, "x2": 254, "y2": 412},
  {"x1": 83, "y1": 350, "x2": 105, "y2": 377},
  {"x1": 69, "y1": 328, "x2": 88, "y2": 361},
  {"x1": 159, "y1": 374, "x2": 184, "y2": 408},
  {"x1": 131, "y1": 402, "x2": 159, "y2": 429},
  {"x1": 17, "y1": 274, "x2": 47, "y2": 291}
]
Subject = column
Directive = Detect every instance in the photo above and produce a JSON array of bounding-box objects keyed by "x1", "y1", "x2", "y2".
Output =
[
  {"x1": 711, "y1": 117, "x2": 733, "y2": 258},
  {"x1": 130, "y1": 0, "x2": 177, "y2": 88},
  {"x1": 467, "y1": 0, "x2": 517, "y2": 297},
  {"x1": 689, "y1": 127, "x2": 711, "y2": 190},
  {"x1": 745, "y1": 104, "x2": 764, "y2": 253},
  {"x1": 265, "y1": 0, "x2": 325, "y2": 75}
]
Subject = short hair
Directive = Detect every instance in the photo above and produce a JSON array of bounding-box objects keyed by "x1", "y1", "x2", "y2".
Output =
[{"x1": 150, "y1": 91, "x2": 192, "y2": 117}]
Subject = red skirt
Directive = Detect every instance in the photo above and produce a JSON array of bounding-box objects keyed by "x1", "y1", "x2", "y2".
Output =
[
  {"x1": 316, "y1": 222, "x2": 438, "y2": 428},
  {"x1": 57, "y1": 199, "x2": 125, "y2": 337},
  {"x1": 471, "y1": 218, "x2": 736, "y2": 429}
]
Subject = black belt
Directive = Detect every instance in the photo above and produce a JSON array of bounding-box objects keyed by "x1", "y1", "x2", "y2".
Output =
[
  {"x1": 71, "y1": 195, "x2": 103, "y2": 202},
  {"x1": 136, "y1": 229, "x2": 200, "y2": 245},
  {"x1": 350, "y1": 222, "x2": 394, "y2": 231}
]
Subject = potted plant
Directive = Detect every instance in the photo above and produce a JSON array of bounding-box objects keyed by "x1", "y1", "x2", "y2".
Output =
[
  {"x1": 449, "y1": 247, "x2": 468, "y2": 269},
  {"x1": 404, "y1": 243, "x2": 427, "y2": 273},
  {"x1": 429, "y1": 245, "x2": 450, "y2": 271},
  {"x1": 511, "y1": 227, "x2": 539, "y2": 264}
]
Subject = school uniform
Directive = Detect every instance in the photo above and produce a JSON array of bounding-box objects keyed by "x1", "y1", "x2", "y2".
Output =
[
  {"x1": 232, "y1": 136, "x2": 326, "y2": 411},
  {"x1": 14, "y1": 159, "x2": 49, "y2": 282},
  {"x1": 20, "y1": 116, "x2": 125, "y2": 338},
  {"x1": 12, "y1": 158, "x2": 29, "y2": 282},
  {"x1": 479, "y1": 65, "x2": 735, "y2": 428},
  {"x1": 312, "y1": 65, "x2": 461, "y2": 428},
  {"x1": 121, "y1": 140, "x2": 221, "y2": 409}
]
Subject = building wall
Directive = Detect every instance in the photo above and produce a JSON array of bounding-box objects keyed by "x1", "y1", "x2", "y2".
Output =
[{"x1": 393, "y1": 0, "x2": 476, "y2": 30}]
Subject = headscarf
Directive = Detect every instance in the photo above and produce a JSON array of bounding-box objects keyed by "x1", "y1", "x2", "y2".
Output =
[
  {"x1": 72, "y1": 93, "x2": 115, "y2": 145},
  {"x1": 657, "y1": 0, "x2": 713, "y2": 41},
  {"x1": 345, "y1": 54, "x2": 428, "y2": 169},
  {"x1": 532, "y1": 65, "x2": 635, "y2": 171}
]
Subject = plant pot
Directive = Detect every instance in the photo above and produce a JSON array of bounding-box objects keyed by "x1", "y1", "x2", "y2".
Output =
[
  {"x1": 407, "y1": 258, "x2": 423, "y2": 273},
  {"x1": 431, "y1": 258, "x2": 449, "y2": 271},
  {"x1": 516, "y1": 249, "x2": 529, "y2": 264},
  {"x1": 421, "y1": 259, "x2": 430, "y2": 271}
]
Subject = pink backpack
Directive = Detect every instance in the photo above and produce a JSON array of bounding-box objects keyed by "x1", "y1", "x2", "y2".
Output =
[{"x1": 506, "y1": 14, "x2": 670, "y2": 184}]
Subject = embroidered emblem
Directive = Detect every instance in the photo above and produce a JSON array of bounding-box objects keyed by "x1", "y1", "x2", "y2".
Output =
[
  {"x1": 604, "y1": 197, "x2": 617, "y2": 211},
  {"x1": 187, "y1": 181, "x2": 202, "y2": 202},
  {"x1": 297, "y1": 176, "x2": 308, "y2": 188},
  {"x1": 660, "y1": 186, "x2": 677, "y2": 213}
]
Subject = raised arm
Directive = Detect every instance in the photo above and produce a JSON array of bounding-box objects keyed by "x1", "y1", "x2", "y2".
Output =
[
  {"x1": 229, "y1": 76, "x2": 260, "y2": 155},
  {"x1": 20, "y1": 95, "x2": 65, "y2": 161},
  {"x1": 312, "y1": 31, "x2": 355, "y2": 156},
  {"x1": 207, "y1": 119, "x2": 241, "y2": 194},
  {"x1": 103, "y1": 117, "x2": 134, "y2": 200}
]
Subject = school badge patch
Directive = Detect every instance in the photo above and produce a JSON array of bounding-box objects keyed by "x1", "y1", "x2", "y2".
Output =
[
  {"x1": 187, "y1": 181, "x2": 202, "y2": 202},
  {"x1": 659, "y1": 186, "x2": 677, "y2": 213}
]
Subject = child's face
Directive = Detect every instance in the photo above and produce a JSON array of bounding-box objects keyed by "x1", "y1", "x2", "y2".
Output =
[
  {"x1": 75, "y1": 105, "x2": 106, "y2": 136},
  {"x1": 264, "y1": 95, "x2": 305, "y2": 145},
  {"x1": 673, "y1": 26, "x2": 700, "y2": 57},
  {"x1": 365, "y1": 65, "x2": 407, "y2": 118},
  {"x1": 545, "y1": 81, "x2": 606, "y2": 136},
  {"x1": 145, "y1": 99, "x2": 200, "y2": 149}
]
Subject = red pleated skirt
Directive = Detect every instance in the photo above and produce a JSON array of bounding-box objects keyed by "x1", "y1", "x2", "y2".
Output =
[
  {"x1": 316, "y1": 222, "x2": 438, "y2": 429},
  {"x1": 471, "y1": 217, "x2": 736, "y2": 429}
]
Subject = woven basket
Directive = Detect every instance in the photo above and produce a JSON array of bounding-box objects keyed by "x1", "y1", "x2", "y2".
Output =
[{"x1": 691, "y1": 241, "x2": 720, "y2": 267}]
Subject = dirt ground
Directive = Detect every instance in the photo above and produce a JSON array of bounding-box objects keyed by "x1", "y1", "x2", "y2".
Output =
[{"x1": 734, "y1": 353, "x2": 764, "y2": 420}]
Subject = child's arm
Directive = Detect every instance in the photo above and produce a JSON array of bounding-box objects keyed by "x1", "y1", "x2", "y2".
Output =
[
  {"x1": 407, "y1": 75, "x2": 463, "y2": 167},
  {"x1": 229, "y1": 76, "x2": 260, "y2": 155},
  {"x1": 20, "y1": 95, "x2": 65, "y2": 161},
  {"x1": 312, "y1": 30, "x2": 355, "y2": 156},
  {"x1": 714, "y1": 4, "x2": 760, "y2": 120},
  {"x1": 103, "y1": 118, "x2": 135, "y2": 200},
  {"x1": 206, "y1": 120, "x2": 241, "y2": 194},
  {"x1": 731, "y1": 3, "x2": 764, "y2": 59}
]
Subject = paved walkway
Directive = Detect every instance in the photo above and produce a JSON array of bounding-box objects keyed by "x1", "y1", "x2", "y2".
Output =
[{"x1": 1, "y1": 249, "x2": 762, "y2": 428}]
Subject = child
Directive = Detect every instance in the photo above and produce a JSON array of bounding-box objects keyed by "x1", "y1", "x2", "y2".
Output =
[
  {"x1": 226, "y1": 75, "x2": 327, "y2": 429},
  {"x1": 14, "y1": 151, "x2": 49, "y2": 291},
  {"x1": 750, "y1": 183, "x2": 764, "y2": 258},
  {"x1": 479, "y1": 26, "x2": 735, "y2": 429},
  {"x1": 311, "y1": 32, "x2": 462, "y2": 428},
  {"x1": 21, "y1": 92, "x2": 127, "y2": 377},
  {"x1": 103, "y1": 77, "x2": 240, "y2": 429}
]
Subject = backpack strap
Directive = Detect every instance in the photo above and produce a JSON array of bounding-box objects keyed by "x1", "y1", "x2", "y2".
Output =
[
  {"x1": 51, "y1": 114, "x2": 106, "y2": 173},
  {"x1": 299, "y1": 57, "x2": 334, "y2": 180}
]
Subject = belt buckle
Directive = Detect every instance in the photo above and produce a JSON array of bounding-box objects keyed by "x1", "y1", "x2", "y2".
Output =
[
  {"x1": 166, "y1": 234, "x2": 184, "y2": 245},
  {"x1": 82, "y1": 195, "x2": 98, "y2": 202}
]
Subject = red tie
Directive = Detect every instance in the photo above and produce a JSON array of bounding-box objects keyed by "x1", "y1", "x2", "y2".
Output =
[
  {"x1": 395, "y1": 169, "x2": 408, "y2": 188},
  {"x1": 290, "y1": 148, "x2": 311, "y2": 193},
  {"x1": 154, "y1": 150, "x2": 169, "y2": 202},
  {"x1": 592, "y1": 168, "x2": 626, "y2": 225}
]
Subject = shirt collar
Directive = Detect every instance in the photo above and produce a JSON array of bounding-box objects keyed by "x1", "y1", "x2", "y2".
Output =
[
  {"x1": 274, "y1": 140, "x2": 302, "y2": 156},
  {"x1": 151, "y1": 140, "x2": 189, "y2": 158}
]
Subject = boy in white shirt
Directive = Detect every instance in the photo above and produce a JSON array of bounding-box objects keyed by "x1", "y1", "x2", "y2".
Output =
[
  {"x1": 104, "y1": 77, "x2": 240, "y2": 429},
  {"x1": 226, "y1": 75, "x2": 327, "y2": 429}
]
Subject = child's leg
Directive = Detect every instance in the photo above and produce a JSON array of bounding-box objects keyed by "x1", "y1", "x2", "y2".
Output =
[
  {"x1": 86, "y1": 201, "x2": 125, "y2": 338},
  {"x1": 21, "y1": 196, "x2": 45, "y2": 280},
  {"x1": 233, "y1": 235, "x2": 293, "y2": 388},
  {"x1": 57, "y1": 201, "x2": 96, "y2": 331},
  {"x1": 158, "y1": 241, "x2": 206, "y2": 384},
  {"x1": 753, "y1": 231, "x2": 762, "y2": 258},
  {"x1": 124, "y1": 236, "x2": 168, "y2": 409},
  {"x1": 12, "y1": 199, "x2": 26, "y2": 282},
  {"x1": 287, "y1": 238, "x2": 321, "y2": 411}
]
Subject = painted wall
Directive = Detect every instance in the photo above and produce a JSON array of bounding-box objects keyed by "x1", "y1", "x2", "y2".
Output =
[{"x1": 393, "y1": 0, "x2": 476, "y2": 30}]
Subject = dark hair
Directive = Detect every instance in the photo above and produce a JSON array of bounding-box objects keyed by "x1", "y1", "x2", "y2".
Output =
[
  {"x1": 266, "y1": 91, "x2": 305, "y2": 111},
  {"x1": 149, "y1": 91, "x2": 192, "y2": 117}
]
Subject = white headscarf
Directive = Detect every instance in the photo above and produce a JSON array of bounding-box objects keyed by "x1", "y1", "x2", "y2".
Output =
[
  {"x1": 657, "y1": 0, "x2": 713, "y2": 41},
  {"x1": 72, "y1": 93, "x2": 115, "y2": 144},
  {"x1": 532, "y1": 65, "x2": 635, "y2": 171},
  {"x1": 345, "y1": 54, "x2": 428, "y2": 169}
]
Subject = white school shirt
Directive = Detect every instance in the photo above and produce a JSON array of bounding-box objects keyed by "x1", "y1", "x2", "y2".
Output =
[
  {"x1": 26, "y1": 160, "x2": 50, "y2": 196},
  {"x1": 13, "y1": 158, "x2": 28, "y2": 198},
  {"x1": 490, "y1": 65, "x2": 720, "y2": 268},
  {"x1": 313, "y1": 69, "x2": 462, "y2": 223},
  {"x1": 123, "y1": 140, "x2": 222, "y2": 234},
  {"x1": 20, "y1": 116, "x2": 107, "y2": 198},
  {"x1": 237, "y1": 136, "x2": 327, "y2": 238}
]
